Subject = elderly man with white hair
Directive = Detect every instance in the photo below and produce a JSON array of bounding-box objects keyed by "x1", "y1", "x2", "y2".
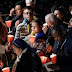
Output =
[
  {"x1": 43, "y1": 13, "x2": 58, "y2": 35},
  {"x1": 45, "y1": 13, "x2": 58, "y2": 28},
  {"x1": 43, "y1": 13, "x2": 68, "y2": 35},
  {"x1": 25, "y1": 0, "x2": 36, "y2": 8}
]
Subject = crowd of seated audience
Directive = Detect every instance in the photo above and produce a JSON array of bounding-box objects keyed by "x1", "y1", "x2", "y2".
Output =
[{"x1": 0, "y1": 0, "x2": 72, "y2": 72}]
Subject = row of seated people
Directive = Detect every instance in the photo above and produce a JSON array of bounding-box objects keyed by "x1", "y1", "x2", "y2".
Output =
[{"x1": 0, "y1": 0, "x2": 72, "y2": 72}]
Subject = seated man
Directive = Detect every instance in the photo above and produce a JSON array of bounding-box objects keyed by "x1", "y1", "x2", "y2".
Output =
[
  {"x1": 6, "y1": 1, "x2": 24, "y2": 33},
  {"x1": 51, "y1": 23, "x2": 72, "y2": 71},
  {"x1": 14, "y1": 6, "x2": 38, "y2": 40}
]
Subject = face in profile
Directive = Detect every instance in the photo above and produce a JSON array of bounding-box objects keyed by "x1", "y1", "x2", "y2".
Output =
[
  {"x1": 15, "y1": 5, "x2": 23, "y2": 16},
  {"x1": 23, "y1": 9, "x2": 33, "y2": 22}
]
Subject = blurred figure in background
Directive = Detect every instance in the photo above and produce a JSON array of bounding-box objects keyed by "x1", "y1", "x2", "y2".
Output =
[
  {"x1": 0, "y1": 16, "x2": 8, "y2": 44},
  {"x1": 54, "y1": 6, "x2": 71, "y2": 23},
  {"x1": 6, "y1": 1, "x2": 24, "y2": 33}
]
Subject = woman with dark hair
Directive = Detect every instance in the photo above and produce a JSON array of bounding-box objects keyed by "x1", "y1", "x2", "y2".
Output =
[
  {"x1": 54, "y1": 6, "x2": 71, "y2": 23},
  {"x1": 54, "y1": 6, "x2": 66, "y2": 22},
  {"x1": 11, "y1": 38, "x2": 42, "y2": 72}
]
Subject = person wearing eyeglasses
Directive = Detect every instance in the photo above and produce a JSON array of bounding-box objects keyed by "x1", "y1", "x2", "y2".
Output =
[
  {"x1": 25, "y1": 0, "x2": 46, "y2": 23},
  {"x1": 14, "y1": 6, "x2": 38, "y2": 40}
]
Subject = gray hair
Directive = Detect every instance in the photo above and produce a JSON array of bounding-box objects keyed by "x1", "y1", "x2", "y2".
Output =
[{"x1": 45, "y1": 13, "x2": 58, "y2": 22}]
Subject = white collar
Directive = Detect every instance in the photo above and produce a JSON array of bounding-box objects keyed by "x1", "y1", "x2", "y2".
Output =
[{"x1": 16, "y1": 48, "x2": 27, "y2": 62}]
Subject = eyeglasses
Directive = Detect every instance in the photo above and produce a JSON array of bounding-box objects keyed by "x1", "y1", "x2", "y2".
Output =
[{"x1": 23, "y1": 12, "x2": 33, "y2": 15}]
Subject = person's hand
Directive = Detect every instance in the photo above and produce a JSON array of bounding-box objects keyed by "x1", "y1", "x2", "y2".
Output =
[
  {"x1": 0, "y1": 60, "x2": 4, "y2": 68},
  {"x1": 42, "y1": 25, "x2": 48, "y2": 34},
  {"x1": 5, "y1": 45, "x2": 11, "y2": 52},
  {"x1": 10, "y1": 8, "x2": 15, "y2": 16},
  {"x1": 15, "y1": 20, "x2": 20, "y2": 28}
]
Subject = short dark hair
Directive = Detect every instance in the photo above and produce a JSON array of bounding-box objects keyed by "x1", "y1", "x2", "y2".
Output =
[
  {"x1": 32, "y1": 19, "x2": 43, "y2": 26},
  {"x1": 24, "y1": 6, "x2": 33, "y2": 11},
  {"x1": 15, "y1": 1, "x2": 25, "y2": 8},
  {"x1": 51, "y1": 23, "x2": 65, "y2": 36}
]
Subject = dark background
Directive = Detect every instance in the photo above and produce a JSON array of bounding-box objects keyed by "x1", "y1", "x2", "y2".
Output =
[{"x1": 0, "y1": 0, "x2": 72, "y2": 14}]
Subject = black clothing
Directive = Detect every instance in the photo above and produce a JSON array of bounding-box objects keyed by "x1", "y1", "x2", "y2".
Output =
[
  {"x1": 16, "y1": 50, "x2": 42, "y2": 72},
  {"x1": 53, "y1": 28, "x2": 72, "y2": 71}
]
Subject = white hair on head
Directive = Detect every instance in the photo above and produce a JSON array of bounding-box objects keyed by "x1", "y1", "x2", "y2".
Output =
[{"x1": 45, "y1": 13, "x2": 58, "y2": 22}]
